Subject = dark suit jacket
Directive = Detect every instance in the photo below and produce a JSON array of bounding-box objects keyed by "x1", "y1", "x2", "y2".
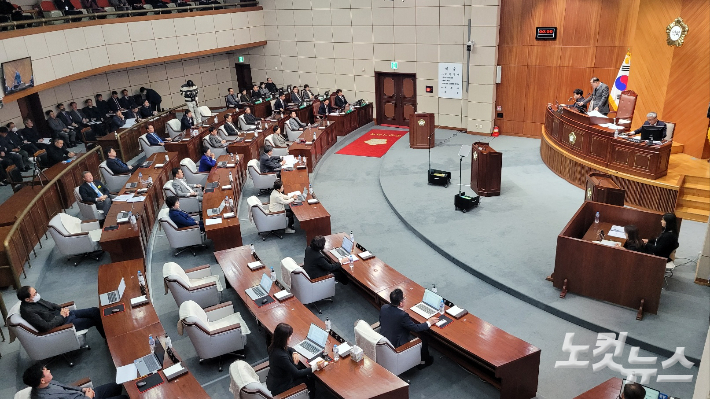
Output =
[
  {"x1": 334, "y1": 95, "x2": 348, "y2": 109},
  {"x1": 139, "y1": 105, "x2": 154, "y2": 118},
  {"x1": 266, "y1": 347, "x2": 312, "y2": 396},
  {"x1": 273, "y1": 99, "x2": 285, "y2": 113},
  {"x1": 303, "y1": 247, "x2": 340, "y2": 279},
  {"x1": 198, "y1": 154, "x2": 216, "y2": 172},
  {"x1": 96, "y1": 100, "x2": 110, "y2": 116},
  {"x1": 623, "y1": 241, "x2": 647, "y2": 253},
  {"x1": 379, "y1": 303, "x2": 429, "y2": 348},
  {"x1": 180, "y1": 115, "x2": 194, "y2": 131},
  {"x1": 143, "y1": 88, "x2": 161, "y2": 104},
  {"x1": 251, "y1": 89, "x2": 262, "y2": 100},
  {"x1": 119, "y1": 96, "x2": 136, "y2": 110},
  {"x1": 82, "y1": 106, "x2": 103, "y2": 121},
  {"x1": 646, "y1": 230, "x2": 679, "y2": 261},
  {"x1": 633, "y1": 120, "x2": 667, "y2": 139},
  {"x1": 265, "y1": 82, "x2": 278, "y2": 93},
  {"x1": 45, "y1": 144, "x2": 70, "y2": 167},
  {"x1": 20, "y1": 299, "x2": 65, "y2": 332},
  {"x1": 57, "y1": 111, "x2": 75, "y2": 128},
  {"x1": 69, "y1": 110, "x2": 87, "y2": 126},
  {"x1": 223, "y1": 122, "x2": 238, "y2": 136},
  {"x1": 239, "y1": 93, "x2": 251, "y2": 104},
  {"x1": 108, "y1": 114, "x2": 125, "y2": 132},
  {"x1": 146, "y1": 132, "x2": 164, "y2": 146},
  {"x1": 20, "y1": 126, "x2": 42, "y2": 143},
  {"x1": 108, "y1": 97, "x2": 122, "y2": 113},
  {"x1": 581, "y1": 83, "x2": 610, "y2": 114},
  {"x1": 106, "y1": 157, "x2": 131, "y2": 174},
  {"x1": 318, "y1": 102, "x2": 334, "y2": 116},
  {"x1": 79, "y1": 180, "x2": 109, "y2": 203},
  {"x1": 259, "y1": 152, "x2": 281, "y2": 173},
  {"x1": 169, "y1": 208, "x2": 197, "y2": 228}
]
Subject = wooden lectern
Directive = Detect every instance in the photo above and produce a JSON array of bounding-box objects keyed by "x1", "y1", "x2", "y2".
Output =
[
  {"x1": 409, "y1": 113, "x2": 435, "y2": 149},
  {"x1": 471, "y1": 142, "x2": 502, "y2": 197},
  {"x1": 585, "y1": 173, "x2": 625, "y2": 206}
]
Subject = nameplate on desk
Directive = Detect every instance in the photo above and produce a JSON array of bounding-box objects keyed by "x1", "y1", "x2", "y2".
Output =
[
  {"x1": 226, "y1": 163, "x2": 236, "y2": 168},
  {"x1": 274, "y1": 290, "x2": 293, "y2": 301},
  {"x1": 125, "y1": 182, "x2": 138, "y2": 189},
  {"x1": 163, "y1": 363, "x2": 188, "y2": 381},
  {"x1": 205, "y1": 188, "x2": 215, "y2": 193},
  {"x1": 130, "y1": 295, "x2": 149, "y2": 307},
  {"x1": 223, "y1": 212, "x2": 236, "y2": 219},
  {"x1": 247, "y1": 261, "x2": 264, "y2": 270},
  {"x1": 221, "y1": 185, "x2": 232, "y2": 190},
  {"x1": 358, "y1": 251, "x2": 374, "y2": 260},
  {"x1": 154, "y1": 163, "x2": 164, "y2": 168},
  {"x1": 306, "y1": 141, "x2": 313, "y2": 145},
  {"x1": 307, "y1": 199, "x2": 319, "y2": 204},
  {"x1": 245, "y1": 139, "x2": 253, "y2": 142},
  {"x1": 445, "y1": 306, "x2": 468, "y2": 319},
  {"x1": 136, "y1": 188, "x2": 148, "y2": 194},
  {"x1": 296, "y1": 165, "x2": 307, "y2": 170},
  {"x1": 181, "y1": 138, "x2": 190, "y2": 141}
]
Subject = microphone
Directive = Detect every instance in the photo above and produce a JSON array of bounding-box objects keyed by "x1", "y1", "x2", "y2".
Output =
[{"x1": 567, "y1": 96, "x2": 574, "y2": 101}]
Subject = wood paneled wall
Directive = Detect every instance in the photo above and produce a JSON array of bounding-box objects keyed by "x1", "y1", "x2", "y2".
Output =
[{"x1": 496, "y1": 0, "x2": 710, "y2": 158}]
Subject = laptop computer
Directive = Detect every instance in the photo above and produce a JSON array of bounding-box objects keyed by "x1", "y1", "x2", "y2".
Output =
[
  {"x1": 245, "y1": 273, "x2": 273, "y2": 301},
  {"x1": 125, "y1": 182, "x2": 138, "y2": 189},
  {"x1": 140, "y1": 160, "x2": 153, "y2": 168},
  {"x1": 99, "y1": 277, "x2": 126, "y2": 306},
  {"x1": 207, "y1": 201, "x2": 226, "y2": 217},
  {"x1": 293, "y1": 324, "x2": 329, "y2": 361},
  {"x1": 410, "y1": 289, "x2": 443, "y2": 319},
  {"x1": 328, "y1": 236, "x2": 353, "y2": 260},
  {"x1": 134, "y1": 340, "x2": 165, "y2": 377}
]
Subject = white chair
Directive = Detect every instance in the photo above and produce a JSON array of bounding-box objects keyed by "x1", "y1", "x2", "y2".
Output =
[
  {"x1": 247, "y1": 159, "x2": 277, "y2": 195},
  {"x1": 158, "y1": 208, "x2": 206, "y2": 256},
  {"x1": 197, "y1": 106, "x2": 214, "y2": 121},
  {"x1": 247, "y1": 196, "x2": 288, "y2": 241},
  {"x1": 163, "y1": 262, "x2": 222, "y2": 309},
  {"x1": 163, "y1": 180, "x2": 201, "y2": 213},
  {"x1": 354, "y1": 320, "x2": 422, "y2": 376},
  {"x1": 166, "y1": 119, "x2": 184, "y2": 138},
  {"x1": 285, "y1": 123, "x2": 302, "y2": 142},
  {"x1": 202, "y1": 135, "x2": 228, "y2": 157},
  {"x1": 179, "y1": 300, "x2": 248, "y2": 371},
  {"x1": 47, "y1": 213, "x2": 103, "y2": 266},
  {"x1": 284, "y1": 257, "x2": 335, "y2": 314},
  {"x1": 180, "y1": 158, "x2": 210, "y2": 187},
  {"x1": 238, "y1": 114, "x2": 258, "y2": 131},
  {"x1": 229, "y1": 360, "x2": 309, "y2": 399},
  {"x1": 16, "y1": 379, "x2": 93, "y2": 399},
  {"x1": 139, "y1": 134, "x2": 167, "y2": 159},
  {"x1": 73, "y1": 187, "x2": 105, "y2": 221},
  {"x1": 264, "y1": 135, "x2": 288, "y2": 157},
  {"x1": 665, "y1": 122, "x2": 675, "y2": 142},
  {"x1": 99, "y1": 161, "x2": 131, "y2": 194},
  {"x1": 664, "y1": 249, "x2": 679, "y2": 287},
  {"x1": 7, "y1": 301, "x2": 90, "y2": 366}
]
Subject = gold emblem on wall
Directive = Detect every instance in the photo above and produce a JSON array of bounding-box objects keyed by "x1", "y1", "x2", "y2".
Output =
[
  {"x1": 418, "y1": 119, "x2": 425, "y2": 126},
  {"x1": 473, "y1": 151, "x2": 478, "y2": 160},
  {"x1": 666, "y1": 17, "x2": 689, "y2": 47},
  {"x1": 569, "y1": 132, "x2": 577, "y2": 145},
  {"x1": 587, "y1": 188, "x2": 592, "y2": 199}
]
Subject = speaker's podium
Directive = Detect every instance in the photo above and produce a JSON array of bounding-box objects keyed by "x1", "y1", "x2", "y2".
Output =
[
  {"x1": 471, "y1": 142, "x2": 502, "y2": 197},
  {"x1": 409, "y1": 113, "x2": 435, "y2": 149},
  {"x1": 585, "y1": 172, "x2": 625, "y2": 206}
]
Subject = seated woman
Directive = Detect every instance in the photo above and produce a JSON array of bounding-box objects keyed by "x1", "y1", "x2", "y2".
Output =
[
  {"x1": 266, "y1": 323, "x2": 323, "y2": 399},
  {"x1": 643, "y1": 213, "x2": 679, "y2": 261},
  {"x1": 265, "y1": 125, "x2": 288, "y2": 148},
  {"x1": 621, "y1": 225, "x2": 646, "y2": 253},
  {"x1": 303, "y1": 235, "x2": 349, "y2": 285}
]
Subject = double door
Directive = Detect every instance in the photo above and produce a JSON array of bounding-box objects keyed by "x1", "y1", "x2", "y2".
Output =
[{"x1": 375, "y1": 73, "x2": 416, "y2": 127}]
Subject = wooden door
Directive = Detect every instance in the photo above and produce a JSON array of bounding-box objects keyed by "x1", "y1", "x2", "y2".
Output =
[
  {"x1": 234, "y1": 64, "x2": 253, "y2": 93},
  {"x1": 375, "y1": 73, "x2": 416, "y2": 127}
]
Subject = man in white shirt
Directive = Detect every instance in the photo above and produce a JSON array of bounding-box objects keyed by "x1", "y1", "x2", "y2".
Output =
[{"x1": 269, "y1": 179, "x2": 296, "y2": 233}]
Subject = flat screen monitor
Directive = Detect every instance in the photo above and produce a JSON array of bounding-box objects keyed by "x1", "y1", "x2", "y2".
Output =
[
  {"x1": 2, "y1": 57, "x2": 34, "y2": 95},
  {"x1": 640, "y1": 125, "x2": 664, "y2": 141}
]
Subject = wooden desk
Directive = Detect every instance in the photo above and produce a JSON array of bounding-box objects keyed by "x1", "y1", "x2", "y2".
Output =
[
  {"x1": 201, "y1": 155, "x2": 244, "y2": 251},
  {"x1": 552, "y1": 201, "x2": 676, "y2": 317},
  {"x1": 245, "y1": 99, "x2": 274, "y2": 119},
  {"x1": 226, "y1": 118, "x2": 283, "y2": 165},
  {"x1": 323, "y1": 233, "x2": 541, "y2": 399},
  {"x1": 215, "y1": 246, "x2": 409, "y2": 399},
  {"x1": 574, "y1": 378, "x2": 622, "y2": 399},
  {"x1": 327, "y1": 103, "x2": 373, "y2": 136},
  {"x1": 581, "y1": 222, "x2": 626, "y2": 245},
  {"x1": 280, "y1": 166, "x2": 331, "y2": 244},
  {"x1": 38, "y1": 151, "x2": 101, "y2": 209},
  {"x1": 288, "y1": 121, "x2": 337, "y2": 173},
  {"x1": 100, "y1": 153, "x2": 178, "y2": 262},
  {"x1": 165, "y1": 109, "x2": 235, "y2": 162}
]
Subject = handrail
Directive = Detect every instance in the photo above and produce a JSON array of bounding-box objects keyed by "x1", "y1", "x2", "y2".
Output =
[
  {"x1": 2, "y1": 146, "x2": 104, "y2": 291},
  {"x1": 0, "y1": 1, "x2": 259, "y2": 30}
]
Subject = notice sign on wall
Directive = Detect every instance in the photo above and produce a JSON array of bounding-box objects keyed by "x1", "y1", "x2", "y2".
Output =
[{"x1": 438, "y1": 63, "x2": 463, "y2": 99}]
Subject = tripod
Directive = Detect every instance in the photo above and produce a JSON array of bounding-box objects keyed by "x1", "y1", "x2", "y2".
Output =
[{"x1": 31, "y1": 156, "x2": 49, "y2": 186}]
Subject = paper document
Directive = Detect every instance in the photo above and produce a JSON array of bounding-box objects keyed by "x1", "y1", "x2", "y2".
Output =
[
  {"x1": 587, "y1": 110, "x2": 606, "y2": 118},
  {"x1": 618, "y1": 119, "x2": 631, "y2": 124},
  {"x1": 113, "y1": 194, "x2": 135, "y2": 202},
  {"x1": 598, "y1": 123, "x2": 623, "y2": 130},
  {"x1": 123, "y1": 118, "x2": 137, "y2": 128},
  {"x1": 115, "y1": 364, "x2": 137, "y2": 384},
  {"x1": 282, "y1": 155, "x2": 296, "y2": 168},
  {"x1": 608, "y1": 225, "x2": 626, "y2": 238},
  {"x1": 288, "y1": 191, "x2": 301, "y2": 198},
  {"x1": 598, "y1": 240, "x2": 620, "y2": 247},
  {"x1": 127, "y1": 196, "x2": 146, "y2": 203},
  {"x1": 205, "y1": 218, "x2": 222, "y2": 226},
  {"x1": 40, "y1": 138, "x2": 52, "y2": 144}
]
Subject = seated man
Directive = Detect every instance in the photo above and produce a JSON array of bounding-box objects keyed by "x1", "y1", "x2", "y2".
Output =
[
  {"x1": 0, "y1": 126, "x2": 29, "y2": 171},
  {"x1": 206, "y1": 126, "x2": 226, "y2": 148},
  {"x1": 21, "y1": 119, "x2": 48, "y2": 151},
  {"x1": 180, "y1": 110, "x2": 195, "y2": 132},
  {"x1": 105, "y1": 147, "x2": 132, "y2": 175},
  {"x1": 287, "y1": 110, "x2": 307, "y2": 132},
  {"x1": 290, "y1": 86, "x2": 302, "y2": 106},
  {"x1": 198, "y1": 147, "x2": 216, "y2": 172},
  {"x1": 107, "y1": 110, "x2": 126, "y2": 133},
  {"x1": 69, "y1": 101, "x2": 101, "y2": 139},
  {"x1": 79, "y1": 171, "x2": 112, "y2": 215},
  {"x1": 239, "y1": 107, "x2": 260, "y2": 130},
  {"x1": 269, "y1": 179, "x2": 296, "y2": 233},
  {"x1": 46, "y1": 110, "x2": 77, "y2": 147},
  {"x1": 0, "y1": 137, "x2": 26, "y2": 173},
  {"x1": 45, "y1": 139, "x2": 76, "y2": 168},
  {"x1": 303, "y1": 235, "x2": 349, "y2": 283},
  {"x1": 23, "y1": 364, "x2": 128, "y2": 399},
  {"x1": 145, "y1": 125, "x2": 165, "y2": 146},
  {"x1": 632, "y1": 112, "x2": 667, "y2": 139},
  {"x1": 334, "y1": 89, "x2": 348, "y2": 109},
  {"x1": 223, "y1": 114, "x2": 238, "y2": 136},
  {"x1": 139, "y1": 100, "x2": 155, "y2": 119},
  {"x1": 7, "y1": 122, "x2": 40, "y2": 156},
  {"x1": 621, "y1": 382, "x2": 646, "y2": 399},
  {"x1": 82, "y1": 98, "x2": 105, "y2": 122},
  {"x1": 380, "y1": 288, "x2": 439, "y2": 369},
  {"x1": 119, "y1": 89, "x2": 136, "y2": 110},
  {"x1": 225, "y1": 87, "x2": 239, "y2": 109},
  {"x1": 566, "y1": 88, "x2": 587, "y2": 113},
  {"x1": 250, "y1": 84, "x2": 262, "y2": 100},
  {"x1": 172, "y1": 167, "x2": 202, "y2": 200},
  {"x1": 95, "y1": 93, "x2": 111, "y2": 117},
  {"x1": 318, "y1": 98, "x2": 335, "y2": 117},
  {"x1": 108, "y1": 91, "x2": 123, "y2": 114},
  {"x1": 166, "y1": 195, "x2": 203, "y2": 231},
  {"x1": 17, "y1": 285, "x2": 105, "y2": 339},
  {"x1": 302, "y1": 84, "x2": 315, "y2": 101},
  {"x1": 265, "y1": 77, "x2": 278, "y2": 94},
  {"x1": 265, "y1": 125, "x2": 288, "y2": 148},
  {"x1": 273, "y1": 93, "x2": 287, "y2": 115},
  {"x1": 259, "y1": 145, "x2": 284, "y2": 173}
]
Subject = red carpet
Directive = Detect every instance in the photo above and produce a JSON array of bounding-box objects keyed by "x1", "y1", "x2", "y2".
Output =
[{"x1": 336, "y1": 129, "x2": 407, "y2": 158}]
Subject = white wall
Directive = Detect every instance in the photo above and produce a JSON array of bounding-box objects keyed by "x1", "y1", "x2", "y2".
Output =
[{"x1": 235, "y1": 0, "x2": 499, "y2": 132}]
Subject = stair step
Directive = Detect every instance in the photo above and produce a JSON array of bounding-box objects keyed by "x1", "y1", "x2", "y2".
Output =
[
  {"x1": 671, "y1": 142, "x2": 684, "y2": 154},
  {"x1": 684, "y1": 176, "x2": 710, "y2": 187},
  {"x1": 678, "y1": 194, "x2": 710, "y2": 211},
  {"x1": 675, "y1": 206, "x2": 710, "y2": 223},
  {"x1": 682, "y1": 183, "x2": 710, "y2": 198}
]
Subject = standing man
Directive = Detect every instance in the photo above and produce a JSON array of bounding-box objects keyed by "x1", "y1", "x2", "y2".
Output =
[
  {"x1": 78, "y1": 171, "x2": 112, "y2": 215},
  {"x1": 579, "y1": 77, "x2": 609, "y2": 115},
  {"x1": 140, "y1": 86, "x2": 162, "y2": 112},
  {"x1": 180, "y1": 80, "x2": 201, "y2": 125},
  {"x1": 225, "y1": 87, "x2": 239, "y2": 109}
]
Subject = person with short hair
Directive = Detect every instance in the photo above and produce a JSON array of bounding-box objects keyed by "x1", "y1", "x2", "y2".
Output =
[
  {"x1": 94, "y1": 94, "x2": 110, "y2": 117},
  {"x1": 632, "y1": 112, "x2": 667, "y2": 139},
  {"x1": 46, "y1": 110, "x2": 77, "y2": 147},
  {"x1": 22, "y1": 363, "x2": 127, "y2": 399},
  {"x1": 273, "y1": 93, "x2": 286, "y2": 114},
  {"x1": 172, "y1": 167, "x2": 202, "y2": 199},
  {"x1": 239, "y1": 88, "x2": 251, "y2": 105},
  {"x1": 259, "y1": 145, "x2": 284, "y2": 173},
  {"x1": 287, "y1": 110, "x2": 307, "y2": 132},
  {"x1": 139, "y1": 86, "x2": 162, "y2": 112},
  {"x1": 265, "y1": 125, "x2": 288, "y2": 148},
  {"x1": 265, "y1": 77, "x2": 278, "y2": 94},
  {"x1": 621, "y1": 382, "x2": 646, "y2": 399},
  {"x1": 333, "y1": 89, "x2": 348, "y2": 109},
  {"x1": 290, "y1": 86, "x2": 302, "y2": 106},
  {"x1": 180, "y1": 110, "x2": 195, "y2": 132},
  {"x1": 105, "y1": 147, "x2": 132, "y2": 174},
  {"x1": 180, "y1": 80, "x2": 201, "y2": 125},
  {"x1": 79, "y1": 171, "x2": 112, "y2": 215},
  {"x1": 21, "y1": 119, "x2": 48, "y2": 150},
  {"x1": 303, "y1": 235, "x2": 349, "y2": 284},
  {"x1": 578, "y1": 77, "x2": 609, "y2": 115},
  {"x1": 166, "y1": 195, "x2": 203, "y2": 231},
  {"x1": 118, "y1": 89, "x2": 136, "y2": 110},
  {"x1": 242, "y1": 107, "x2": 260, "y2": 128},
  {"x1": 82, "y1": 99, "x2": 104, "y2": 122},
  {"x1": 223, "y1": 114, "x2": 238, "y2": 136},
  {"x1": 206, "y1": 126, "x2": 226, "y2": 148},
  {"x1": 0, "y1": 126, "x2": 29, "y2": 171},
  {"x1": 225, "y1": 87, "x2": 239, "y2": 109},
  {"x1": 198, "y1": 147, "x2": 216, "y2": 172},
  {"x1": 302, "y1": 84, "x2": 314, "y2": 101},
  {"x1": 139, "y1": 100, "x2": 155, "y2": 119},
  {"x1": 17, "y1": 285, "x2": 105, "y2": 339},
  {"x1": 107, "y1": 110, "x2": 126, "y2": 133},
  {"x1": 643, "y1": 213, "x2": 679, "y2": 261},
  {"x1": 266, "y1": 323, "x2": 322, "y2": 398},
  {"x1": 45, "y1": 139, "x2": 75, "y2": 167},
  {"x1": 108, "y1": 91, "x2": 122, "y2": 113},
  {"x1": 259, "y1": 82, "x2": 271, "y2": 98},
  {"x1": 379, "y1": 288, "x2": 439, "y2": 369},
  {"x1": 251, "y1": 84, "x2": 262, "y2": 100},
  {"x1": 318, "y1": 98, "x2": 335, "y2": 117},
  {"x1": 7, "y1": 121, "x2": 40, "y2": 155},
  {"x1": 145, "y1": 125, "x2": 164, "y2": 146},
  {"x1": 269, "y1": 179, "x2": 296, "y2": 233}
]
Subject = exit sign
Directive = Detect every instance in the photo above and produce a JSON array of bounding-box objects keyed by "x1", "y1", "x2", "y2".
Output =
[
  {"x1": 238, "y1": 56, "x2": 245, "y2": 62},
  {"x1": 391, "y1": 61, "x2": 398, "y2": 70}
]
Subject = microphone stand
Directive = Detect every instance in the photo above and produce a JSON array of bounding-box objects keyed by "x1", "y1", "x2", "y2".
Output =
[
  {"x1": 458, "y1": 153, "x2": 465, "y2": 195},
  {"x1": 427, "y1": 130, "x2": 436, "y2": 174}
]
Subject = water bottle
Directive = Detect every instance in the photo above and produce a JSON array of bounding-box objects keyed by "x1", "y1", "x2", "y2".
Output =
[
  {"x1": 164, "y1": 154, "x2": 169, "y2": 164},
  {"x1": 250, "y1": 244, "x2": 255, "y2": 256},
  {"x1": 303, "y1": 186, "x2": 308, "y2": 198},
  {"x1": 138, "y1": 172, "x2": 143, "y2": 184},
  {"x1": 298, "y1": 155, "x2": 302, "y2": 163},
  {"x1": 137, "y1": 270, "x2": 145, "y2": 287},
  {"x1": 333, "y1": 344, "x2": 339, "y2": 361},
  {"x1": 165, "y1": 334, "x2": 172, "y2": 349},
  {"x1": 309, "y1": 183, "x2": 313, "y2": 196},
  {"x1": 115, "y1": 132, "x2": 118, "y2": 139},
  {"x1": 147, "y1": 176, "x2": 153, "y2": 185},
  {"x1": 312, "y1": 131, "x2": 317, "y2": 142},
  {"x1": 325, "y1": 317, "x2": 331, "y2": 332},
  {"x1": 229, "y1": 171, "x2": 233, "y2": 183},
  {"x1": 270, "y1": 266, "x2": 276, "y2": 282},
  {"x1": 349, "y1": 230, "x2": 354, "y2": 243},
  {"x1": 439, "y1": 299, "x2": 445, "y2": 316},
  {"x1": 129, "y1": 213, "x2": 137, "y2": 229},
  {"x1": 432, "y1": 284, "x2": 437, "y2": 294},
  {"x1": 595, "y1": 212, "x2": 600, "y2": 224},
  {"x1": 148, "y1": 334, "x2": 155, "y2": 353},
  {"x1": 349, "y1": 255, "x2": 354, "y2": 272}
]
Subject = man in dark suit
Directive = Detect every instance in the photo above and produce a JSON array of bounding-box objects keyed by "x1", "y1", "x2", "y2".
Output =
[
  {"x1": 17, "y1": 285, "x2": 105, "y2": 338},
  {"x1": 303, "y1": 235, "x2": 349, "y2": 284},
  {"x1": 0, "y1": 126, "x2": 29, "y2": 171},
  {"x1": 239, "y1": 88, "x2": 251, "y2": 105},
  {"x1": 225, "y1": 87, "x2": 239, "y2": 109},
  {"x1": 105, "y1": 147, "x2": 132, "y2": 174},
  {"x1": 20, "y1": 119, "x2": 47, "y2": 151},
  {"x1": 379, "y1": 288, "x2": 439, "y2": 368},
  {"x1": 259, "y1": 145, "x2": 284, "y2": 173},
  {"x1": 265, "y1": 77, "x2": 278, "y2": 94},
  {"x1": 45, "y1": 139, "x2": 75, "y2": 167},
  {"x1": 633, "y1": 112, "x2": 667, "y2": 139},
  {"x1": 82, "y1": 98, "x2": 105, "y2": 122},
  {"x1": 68, "y1": 101, "x2": 100, "y2": 140},
  {"x1": 334, "y1": 89, "x2": 348, "y2": 109},
  {"x1": 79, "y1": 171, "x2": 112, "y2": 214},
  {"x1": 180, "y1": 110, "x2": 195, "y2": 131},
  {"x1": 318, "y1": 98, "x2": 335, "y2": 117},
  {"x1": 273, "y1": 93, "x2": 286, "y2": 114},
  {"x1": 250, "y1": 84, "x2": 262, "y2": 100},
  {"x1": 46, "y1": 110, "x2": 77, "y2": 146},
  {"x1": 140, "y1": 86, "x2": 162, "y2": 112},
  {"x1": 166, "y1": 195, "x2": 204, "y2": 231},
  {"x1": 95, "y1": 93, "x2": 110, "y2": 117},
  {"x1": 139, "y1": 100, "x2": 155, "y2": 119},
  {"x1": 119, "y1": 89, "x2": 136, "y2": 110},
  {"x1": 578, "y1": 77, "x2": 609, "y2": 115},
  {"x1": 289, "y1": 86, "x2": 302, "y2": 106},
  {"x1": 107, "y1": 110, "x2": 126, "y2": 133},
  {"x1": 107, "y1": 91, "x2": 122, "y2": 113},
  {"x1": 223, "y1": 114, "x2": 238, "y2": 136},
  {"x1": 145, "y1": 125, "x2": 165, "y2": 146}
]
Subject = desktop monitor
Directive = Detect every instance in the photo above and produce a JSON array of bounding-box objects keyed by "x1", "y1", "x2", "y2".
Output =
[
  {"x1": 2, "y1": 57, "x2": 34, "y2": 95},
  {"x1": 640, "y1": 125, "x2": 664, "y2": 141}
]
